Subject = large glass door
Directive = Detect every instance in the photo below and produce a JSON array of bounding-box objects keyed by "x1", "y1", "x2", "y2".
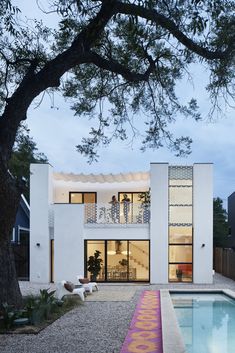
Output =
[
  {"x1": 85, "y1": 240, "x2": 150, "y2": 282},
  {"x1": 107, "y1": 240, "x2": 128, "y2": 281},
  {"x1": 129, "y1": 241, "x2": 149, "y2": 281},
  {"x1": 86, "y1": 240, "x2": 105, "y2": 281}
]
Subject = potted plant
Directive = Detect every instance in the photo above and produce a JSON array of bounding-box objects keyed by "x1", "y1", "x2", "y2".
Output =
[
  {"x1": 138, "y1": 189, "x2": 150, "y2": 223},
  {"x1": 87, "y1": 250, "x2": 103, "y2": 281},
  {"x1": 119, "y1": 259, "x2": 128, "y2": 267},
  {"x1": 176, "y1": 269, "x2": 183, "y2": 281}
]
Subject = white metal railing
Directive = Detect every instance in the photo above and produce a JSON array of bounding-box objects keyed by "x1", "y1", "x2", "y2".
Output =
[{"x1": 84, "y1": 203, "x2": 150, "y2": 225}]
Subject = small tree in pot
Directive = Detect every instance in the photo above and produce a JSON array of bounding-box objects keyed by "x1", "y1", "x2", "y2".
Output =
[{"x1": 87, "y1": 250, "x2": 103, "y2": 281}]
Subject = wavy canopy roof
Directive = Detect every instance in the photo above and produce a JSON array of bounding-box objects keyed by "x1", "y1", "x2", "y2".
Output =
[{"x1": 53, "y1": 171, "x2": 150, "y2": 183}]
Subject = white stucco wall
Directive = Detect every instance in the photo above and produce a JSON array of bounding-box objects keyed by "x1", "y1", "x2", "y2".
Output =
[
  {"x1": 30, "y1": 164, "x2": 53, "y2": 282},
  {"x1": 193, "y1": 163, "x2": 213, "y2": 283},
  {"x1": 84, "y1": 225, "x2": 149, "y2": 239},
  {"x1": 54, "y1": 204, "x2": 84, "y2": 282},
  {"x1": 150, "y1": 163, "x2": 169, "y2": 284}
]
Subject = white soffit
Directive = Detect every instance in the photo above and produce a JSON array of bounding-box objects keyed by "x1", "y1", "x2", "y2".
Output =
[{"x1": 53, "y1": 171, "x2": 150, "y2": 183}]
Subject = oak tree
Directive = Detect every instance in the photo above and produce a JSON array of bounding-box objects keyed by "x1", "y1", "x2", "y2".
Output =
[{"x1": 0, "y1": 0, "x2": 234, "y2": 305}]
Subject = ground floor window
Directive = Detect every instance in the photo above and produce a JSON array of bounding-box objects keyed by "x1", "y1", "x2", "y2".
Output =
[
  {"x1": 169, "y1": 226, "x2": 193, "y2": 282},
  {"x1": 85, "y1": 240, "x2": 150, "y2": 282}
]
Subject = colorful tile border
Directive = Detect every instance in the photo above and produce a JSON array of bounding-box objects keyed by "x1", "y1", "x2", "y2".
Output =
[{"x1": 120, "y1": 290, "x2": 163, "y2": 353}]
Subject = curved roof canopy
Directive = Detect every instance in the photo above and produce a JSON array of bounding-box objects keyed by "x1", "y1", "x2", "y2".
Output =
[{"x1": 53, "y1": 171, "x2": 149, "y2": 183}]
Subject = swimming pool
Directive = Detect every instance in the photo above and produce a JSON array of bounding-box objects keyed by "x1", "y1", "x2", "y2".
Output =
[{"x1": 171, "y1": 292, "x2": 235, "y2": 353}]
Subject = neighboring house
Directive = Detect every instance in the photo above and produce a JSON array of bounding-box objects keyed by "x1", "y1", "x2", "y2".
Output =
[
  {"x1": 227, "y1": 192, "x2": 235, "y2": 249},
  {"x1": 12, "y1": 194, "x2": 30, "y2": 280},
  {"x1": 12, "y1": 194, "x2": 30, "y2": 244},
  {"x1": 30, "y1": 163, "x2": 213, "y2": 284}
]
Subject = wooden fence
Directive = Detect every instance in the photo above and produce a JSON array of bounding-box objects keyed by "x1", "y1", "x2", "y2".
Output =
[{"x1": 214, "y1": 247, "x2": 235, "y2": 281}]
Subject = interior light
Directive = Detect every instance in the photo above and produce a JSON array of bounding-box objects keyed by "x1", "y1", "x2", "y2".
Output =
[
  {"x1": 107, "y1": 250, "x2": 116, "y2": 255},
  {"x1": 121, "y1": 250, "x2": 131, "y2": 255}
]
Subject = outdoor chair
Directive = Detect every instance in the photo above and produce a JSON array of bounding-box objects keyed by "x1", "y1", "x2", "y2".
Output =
[
  {"x1": 56, "y1": 280, "x2": 85, "y2": 301},
  {"x1": 77, "y1": 275, "x2": 98, "y2": 293}
]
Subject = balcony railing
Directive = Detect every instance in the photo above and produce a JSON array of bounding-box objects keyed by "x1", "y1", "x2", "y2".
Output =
[{"x1": 84, "y1": 203, "x2": 150, "y2": 225}]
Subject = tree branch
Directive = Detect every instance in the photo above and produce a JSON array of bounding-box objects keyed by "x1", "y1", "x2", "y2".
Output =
[
  {"x1": 0, "y1": 0, "x2": 116, "y2": 163},
  {"x1": 84, "y1": 51, "x2": 155, "y2": 82},
  {"x1": 115, "y1": 1, "x2": 233, "y2": 60}
]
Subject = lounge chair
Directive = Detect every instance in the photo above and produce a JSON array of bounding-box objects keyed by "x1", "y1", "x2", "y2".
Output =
[
  {"x1": 77, "y1": 275, "x2": 98, "y2": 293},
  {"x1": 56, "y1": 280, "x2": 85, "y2": 301}
]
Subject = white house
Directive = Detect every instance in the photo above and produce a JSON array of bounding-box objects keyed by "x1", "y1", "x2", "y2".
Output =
[{"x1": 30, "y1": 163, "x2": 213, "y2": 284}]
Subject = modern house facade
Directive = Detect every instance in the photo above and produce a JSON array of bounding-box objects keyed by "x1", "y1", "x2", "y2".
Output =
[
  {"x1": 30, "y1": 163, "x2": 213, "y2": 284},
  {"x1": 12, "y1": 194, "x2": 30, "y2": 244}
]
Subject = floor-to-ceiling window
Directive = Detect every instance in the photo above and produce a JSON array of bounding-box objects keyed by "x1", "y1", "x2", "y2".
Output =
[
  {"x1": 168, "y1": 166, "x2": 193, "y2": 282},
  {"x1": 85, "y1": 240, "x2": 150, "y2": 282},
  {"x1": 85, "y1": 240, "x2": 106, "y2": 281}
]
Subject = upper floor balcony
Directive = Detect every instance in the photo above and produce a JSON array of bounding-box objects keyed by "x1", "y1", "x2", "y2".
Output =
[{"x1": 84, "y1": 203, "x2": 150, "y2": 226}]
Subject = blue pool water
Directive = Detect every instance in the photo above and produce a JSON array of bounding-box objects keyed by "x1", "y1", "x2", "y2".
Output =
[{"x1": 171, "y1": 292, "x2": 235, "y2": 353}]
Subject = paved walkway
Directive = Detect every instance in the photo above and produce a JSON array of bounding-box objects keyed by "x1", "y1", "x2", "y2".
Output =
[{"x1": 0, "y1": 274, "x2": 235, "y2": 353}]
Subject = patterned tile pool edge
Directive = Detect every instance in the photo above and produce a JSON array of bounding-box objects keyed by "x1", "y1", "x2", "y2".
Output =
[{"x1": 120, "y1": 290, "x2": 163, "y2": 353}]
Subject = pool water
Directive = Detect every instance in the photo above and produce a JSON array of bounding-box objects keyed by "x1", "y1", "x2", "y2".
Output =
[{"x1": 171, "y1": 292, "x2": 235, "y2": 353}]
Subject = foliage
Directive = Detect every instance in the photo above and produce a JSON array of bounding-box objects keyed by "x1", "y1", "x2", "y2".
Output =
[
  {"x1": 39, "y1": 288, "x2": 56, "y2": 305},
  {"x1": 119, "y1": 258, "x2": 128, "y2": 267},
  {"x1": 1, "y1": 302, "x2": 15, "y2": 329},
  {"x1": 8, "y1": 124, "x2": 48, "y2": 201},
  {"x1": 87, "y1": 250, "x2": 103, "y2": 279},
  {"x1": 176, "y1": 268, "x2": 183, "y2": 279},
  {"x1": 25, "y1": 288, "x2": 57, "y2": 324},
  {"x1": 0, "y1": 291, "x2": 83, "y2": 332},
  {"x1": 138, "y1": 189, "x2": 150, "y2": 205},
  {"x1": 213, "y1": 197, "x2": 228, "y2": 247},
  {"x1": 0, "y1": 0, "x2": 235, "y2": 163}
]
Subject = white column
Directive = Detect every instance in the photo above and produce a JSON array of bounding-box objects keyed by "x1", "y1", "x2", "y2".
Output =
[
  {"x1": 193, "y1": 163, "x2": 213, "y2": 283},
  {"x1": 54, "y1": 204, "x2": 84, "y2": 282},
  {"x1": 150, "y1": 163, "x2": 169, "y2": 284},
  {"x1": 30, "y1": 163, "x2": 53, "y2": 283}
]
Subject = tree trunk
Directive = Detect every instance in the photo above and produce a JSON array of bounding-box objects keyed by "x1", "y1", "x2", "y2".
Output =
[{"x1": 0, "y1": 166, "x2": 22, "y2": 307}]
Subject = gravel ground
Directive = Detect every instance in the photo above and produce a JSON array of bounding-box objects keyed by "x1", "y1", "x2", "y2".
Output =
[{"x1": 1, "y1": 274, "x2": 235, "y2": 353}]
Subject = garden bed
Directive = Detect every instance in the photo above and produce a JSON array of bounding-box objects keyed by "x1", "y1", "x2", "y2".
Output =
[{"x1": 0, "y1": 290, "x2": 83, "y2": 334}]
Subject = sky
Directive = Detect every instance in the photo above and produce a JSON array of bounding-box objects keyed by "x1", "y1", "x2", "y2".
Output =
[{"x1": 12, "y1": 0, "x2": 235, "y2": 206}]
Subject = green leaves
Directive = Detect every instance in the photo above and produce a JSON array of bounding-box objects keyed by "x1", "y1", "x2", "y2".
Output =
[
  {"x1": 213, "y1": 197, "x2": 228, "y2": 247},
  {"x1": 1, "y1": 0, "x2": 235, "y2": 164},
  {"x1": 8, "y1": 124, "x2": 48, "y2": 201}
]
